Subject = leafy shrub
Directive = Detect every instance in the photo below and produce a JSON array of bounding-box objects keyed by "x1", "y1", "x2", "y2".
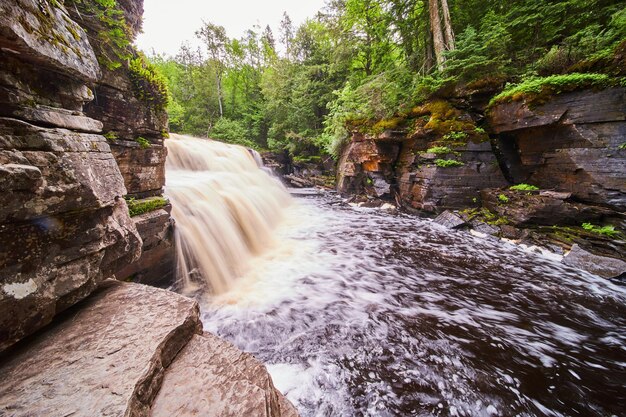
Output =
[
  {"x1": 103, "y1": 131, "x2": 118, "y2": 141},
  {"x1": 489, "y1": 73, "x2": 611, "y2": 107},
  {"x1": 581, "y1": 222, "x2": 617, "y2": 237},
  {"x1": 510, "y1": 183, "x2": 539, "y2": 191},
  {"x1": 128, "y1": 54, "x2": 170, "y2": 110},
  {"x1": 435, "y1": 159, "x2": 464, "y2": 168},
  {"x1": 126, "y1": 196, "x2": 168, "y2": 217}
]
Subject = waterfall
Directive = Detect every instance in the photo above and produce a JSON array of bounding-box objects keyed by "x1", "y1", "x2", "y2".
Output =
[{"x1": 165, "y1": 134, "x2": 292, "y2": 294}]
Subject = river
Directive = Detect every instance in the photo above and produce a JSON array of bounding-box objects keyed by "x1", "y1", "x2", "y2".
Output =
[{"x1": 166, "y1": 135, "x2": 625, "y2": 417}]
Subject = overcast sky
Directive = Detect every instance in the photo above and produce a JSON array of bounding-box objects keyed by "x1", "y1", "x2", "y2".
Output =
[{"x1": 135, "y1": 0, "x2": 328, "y2": 57}]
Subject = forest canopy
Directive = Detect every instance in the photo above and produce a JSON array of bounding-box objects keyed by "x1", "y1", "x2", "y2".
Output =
[{"x1": 150, "y1": 0, "x2": 626, "y2": 158}]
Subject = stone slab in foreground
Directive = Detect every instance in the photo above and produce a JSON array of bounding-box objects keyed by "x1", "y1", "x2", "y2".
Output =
[
  {"x1": 152, "y1": 332, "x2": 299, "y2": 417},
  {"x1": 0, "y1": 280, "x2": 298, "y2": 417},
  {"x1": 0, "y1": 280, "x2": 201, "y2": 416}
]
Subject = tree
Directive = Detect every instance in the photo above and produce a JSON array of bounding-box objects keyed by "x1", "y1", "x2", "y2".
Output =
[
  {"x1": 426, "y1": 0, "x2": 457, "y2": 70},
  {"x1": 196, "y1": 22, "x2": 228, "y2": 118},
  {"x1": 279, "y1": 12, "x2": 295, "y2": 58}
]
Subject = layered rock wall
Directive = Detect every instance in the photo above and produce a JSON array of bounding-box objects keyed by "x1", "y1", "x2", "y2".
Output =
[
  {"x1": 0, "y1": 0, "x2": 141, "y2": 352},
  {"x1": 488, "y1": 88, "x2": 626, "y2": 211},
  {"x1": 65, "y1": 0, "x2": 175, "y2": 285}
]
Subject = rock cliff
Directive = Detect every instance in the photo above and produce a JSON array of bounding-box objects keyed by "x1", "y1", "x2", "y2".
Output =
[
  {"x1": 0, "y1": 0, "x2": 141, "y2": 352},
  {"x1": 0, "y1": 1, "x2": 297, "y2": 415},
  {"x1": 337, "y1": 87, "x2": 625, "y2": 277}
]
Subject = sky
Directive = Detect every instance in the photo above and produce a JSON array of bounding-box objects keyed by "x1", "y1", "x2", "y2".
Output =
[{"x1": 135, "y1": 0, "x2": 328, "y2": 57}]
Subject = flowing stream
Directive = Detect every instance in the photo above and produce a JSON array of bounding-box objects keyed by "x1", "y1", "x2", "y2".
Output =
[{"x1": 165, "y1": 136, "x2": 626, "y2": 417}]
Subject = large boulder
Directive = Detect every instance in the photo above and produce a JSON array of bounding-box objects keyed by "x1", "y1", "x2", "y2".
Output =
[{"x1": 0, "y1": 281, "x2": 298, "y2": 417}]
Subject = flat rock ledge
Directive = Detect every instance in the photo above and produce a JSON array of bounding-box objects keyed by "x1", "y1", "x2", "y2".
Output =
[{"x1": 0, "y1": 280, "x2": 297, "y2": 417}]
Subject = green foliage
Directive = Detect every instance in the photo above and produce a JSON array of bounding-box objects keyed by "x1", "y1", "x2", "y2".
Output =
[
  {"x1": 435, "y1": 159, "x2": 464, "y2": 168},
  {"x1": 426, "y1": 146, "x2": 452, "y2": 155},
  {"x1": 136, "y1": 137, "x2": 150, "y2": 149},
  {"x1": 618, "y1": 142, "x2": 626, "y2": 150},
  {"x1": 581, "y1": 222, "x2": 617, "y2": 237},
  {"x1": 489, "y1": 73, "x2": 612, "y2": 107},
  {"x1": 126, "y1": 196, "x2": 168, "y2": 217},
  {"x1": 153, "y1": 0, "x2": 625, "y2": 164},
  {"x1": 442, "y1": 131, "x2": 469, "y2": 142},
  {"x1": 128, "y1": 54, "x2": 170, "y2": 110},
  {"x1": 210, "y1": 118, "x2": 258, "y2": 149},
  {"x1": 498, "y1": 194, "x2": 510, "y2": 203},
  {"x1": 67, "y1": 0, "x2": 131, "y2": 69},
  {"x1": 510, "y1": 183, "x2": 539, "y2": 191},
  {"x1": 103, "y1": 131, "x2": 118, "y2": 141}
]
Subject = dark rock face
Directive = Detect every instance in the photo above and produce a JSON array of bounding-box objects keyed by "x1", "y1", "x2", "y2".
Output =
[
  {"x1": 337, "y1": 113, "x2": 507, "y2": 212},
  {"x1": 397, "y1": 140, "x2": 507, "y2": 212},
  {"x1": 0, "y1": 0, "x2": 143, "y2": 353},
  {"x1": 116, "y1": 207, "x2": 176, "y2": 287},
  {"x1": 481, "y1": 189, "x2": 612, "y2": 227},
  {"x1": 337, "y1": 134, "x2": 401, "y2": 198},
  {"x1": 110, "y1": 139, "x2": 167, "y2": 197},
  {"x1": 488, "y1": 88, "x2": 626, "y2": 211},
  {"x1": 563, "y1": 244, "x2": 626, "y2": 279}
]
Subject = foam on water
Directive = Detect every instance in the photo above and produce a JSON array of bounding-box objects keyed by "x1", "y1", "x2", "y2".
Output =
[{"x1": 193, "y1": 195, "x2": 626, "y2": 417}]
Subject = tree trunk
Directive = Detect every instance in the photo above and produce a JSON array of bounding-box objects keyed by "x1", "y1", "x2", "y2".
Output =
[
  {"x1": 440, "y1": 0, "x2": 455, "y2": 51},
  {"x1": 216, "y1": 73, "x2": 223, "y2": 118},
  {"x1": 428, "y1": 0, "x2": 446, "y2": 70}
]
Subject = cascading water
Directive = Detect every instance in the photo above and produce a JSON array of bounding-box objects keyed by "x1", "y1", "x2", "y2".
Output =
[
  {"x1": 165, "y1": 134, "x2": 291, "y2": 294},
  {"x1": 164, "y1": 135, "x2": 625, "y2": 416}
]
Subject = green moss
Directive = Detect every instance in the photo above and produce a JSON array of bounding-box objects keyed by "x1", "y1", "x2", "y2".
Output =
[
  {"x1": 442, "y1": 131, "x2": 468, "y2": 142},
  {"x1": 103, "y1": 131, "x2": 118, "y2": 141},
  {"x1": 498, "y1": 194, "x2": 509, "y2": 203},
  {"x1": 136, "y1": 137, "x2": 150, "y2": 149},
  {"x1": 460, "y1": 207, "x2": 509, "y2": 226},
  {"x1": 126, "y1": 196, "x2": 168, "y2": 217},
  {"x1": 372, "y1": 117, "x2": 404, "y2": 132},
  {"x1": 128, "y1": 54, "x2": 170, "y2": 111},
  {"x1": 489, "y1": 73, "x2": 615, "y2": 108},
  {"x1": 161, "y1": 130, "x2": 170, "y2": 139},
  {"x1": 426, "y1": 146, "x2": 452, "y2": 155},
  {"x1": 510, "y1": 183, "x2": 539, "y2": 191},
  {"x1": 434, "y1": 159, "x2": 464, "y2": 168}
]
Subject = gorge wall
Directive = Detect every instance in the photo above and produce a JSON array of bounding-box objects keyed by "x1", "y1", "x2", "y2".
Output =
[
  {"x1": 337, "y1": 87, "x2": 626, "y2": 275},
  {"x1": 0, "y1": 0, "x2": 144, "y2": 352},
  {"x1": 0, "y1": 1, "x2": 298, "y2": 415}
]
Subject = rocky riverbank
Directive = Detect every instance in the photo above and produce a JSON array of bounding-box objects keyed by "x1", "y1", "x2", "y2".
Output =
[{"x1": 336, "y1": 86, "x2": 626, "y2": 279}]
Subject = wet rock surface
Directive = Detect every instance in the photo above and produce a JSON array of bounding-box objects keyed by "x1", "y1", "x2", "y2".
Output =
[
  {"x1": 563, "y1": 244, "x2": 626, "y2": 278},
  {"x1": 0, "y1": 281, "x2": 201, "y2": 417}
]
